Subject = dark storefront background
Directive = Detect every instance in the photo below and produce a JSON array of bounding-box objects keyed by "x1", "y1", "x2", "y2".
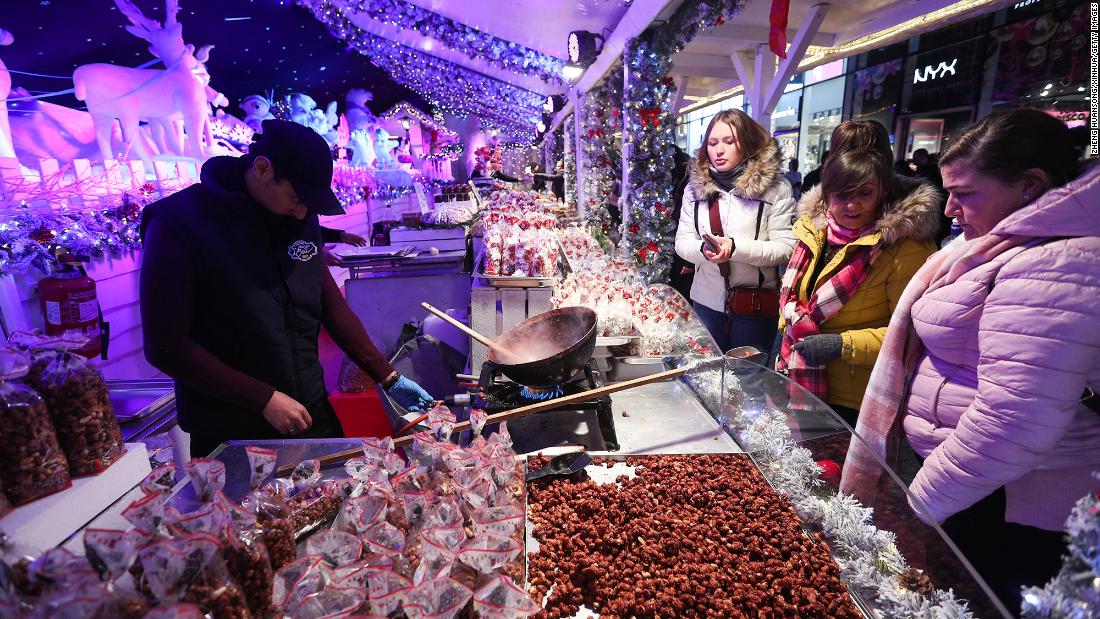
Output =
[
  {"x1": 848, "y1": 58, "x2": 903, "y2": 130},
  {"x1": 678, "y1": 0, "x2": 1088, "y2": 164},
  {"x1": 991, "y1": 0, "x2": 1089, "y2": 114}
]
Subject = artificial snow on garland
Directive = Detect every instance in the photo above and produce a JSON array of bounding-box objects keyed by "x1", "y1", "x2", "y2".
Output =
[
  {"x1": 1020, "y1": 476, "x2": 1100, "y2": 618},
  {"x1": 675, "y1": 357, "x2": 975, "y2": 618}
]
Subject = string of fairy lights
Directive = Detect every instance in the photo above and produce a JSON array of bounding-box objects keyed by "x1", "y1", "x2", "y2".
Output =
[
  {"x1": 297, "y1": 0, "x2": 545, "y2": 140},
  {"x1": 341, "y1": 0, "x2": 565, "y2": 86}
]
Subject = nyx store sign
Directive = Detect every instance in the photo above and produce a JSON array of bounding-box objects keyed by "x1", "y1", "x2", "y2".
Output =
[
  {"x1": 906, "y1": 39, "x2": 984, "y2": 113},
  {"x1": 913, "y1": 59, "x2": 958, "y2": 83}
]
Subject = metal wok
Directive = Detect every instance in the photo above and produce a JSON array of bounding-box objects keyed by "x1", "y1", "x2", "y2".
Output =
[{"x1": 487, "y1": 306, "x2": 597, "y2": 387}]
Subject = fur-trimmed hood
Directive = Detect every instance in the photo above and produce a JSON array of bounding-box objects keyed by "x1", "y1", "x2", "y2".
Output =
[
  {"x1": 688, "y1": 139, "x2": 783, "y2": 201},
  {"x1": 796, "y1": 174, "x2": 941, "y2": 245}
]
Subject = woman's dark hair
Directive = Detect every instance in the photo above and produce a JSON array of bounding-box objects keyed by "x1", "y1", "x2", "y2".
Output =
[
  {"x1": 939, "y1": 108, "x2": 1082, "y2": 188},
  {"x1": 821, "y1": 120, "x2": 895, "y2": 200},
  {"x1": 695, "y1": 109, "x2": 772, "y2": 171}
]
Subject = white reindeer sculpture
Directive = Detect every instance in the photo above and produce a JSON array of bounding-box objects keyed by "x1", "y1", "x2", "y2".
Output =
[
  {"x1": 73, "y1": 0, "x2": 210, "y2": 164},
  {"x1": 0, "y1": 27, "x2": 15, "y2": 160},
  {"x1": 149, "y1": 44, "x2": 228, "y2": 158}
]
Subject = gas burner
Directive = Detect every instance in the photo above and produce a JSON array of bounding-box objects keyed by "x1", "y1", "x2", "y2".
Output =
[
  {"x1": 475, "y1": 360, "x2": 620, "y2": 451},
  {"x1": 519, "y1": 385, "x2": 564, "y2": 400}
]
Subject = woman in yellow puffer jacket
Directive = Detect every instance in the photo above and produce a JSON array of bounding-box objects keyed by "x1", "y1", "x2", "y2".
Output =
[{"x1": 776, "y1": 121, "x2": 939, "y2": 425}]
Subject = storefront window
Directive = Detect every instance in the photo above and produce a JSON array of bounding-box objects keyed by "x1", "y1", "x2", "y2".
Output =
[
  {"x1": 805, "y1": 59, "x2": 846, "y2": 86},
  {"x1": 797, "y1": 77, "x2": 844, "y2": 173},
  {"x1": 680, "y1": 95, "x2": 744, "y2": 156},
  {"x1": 989, "y1": 1, "x2": 1088, "y2": 109},
  {"x1": 771, "y1": 89, "x2": 802, "y2": 165},
  {"x1": 847, "y1": 59, "x2": 903, "y2": 132}
]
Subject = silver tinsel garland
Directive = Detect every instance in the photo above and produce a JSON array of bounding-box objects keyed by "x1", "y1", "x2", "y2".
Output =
[{"x1": 1021, "y1": 478, "x2": 1100, "y2": 618}]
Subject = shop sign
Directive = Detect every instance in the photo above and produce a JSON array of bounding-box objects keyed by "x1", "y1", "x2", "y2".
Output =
[{"x1": 913, "y1": 59, "x2": 958, "y2": 84}]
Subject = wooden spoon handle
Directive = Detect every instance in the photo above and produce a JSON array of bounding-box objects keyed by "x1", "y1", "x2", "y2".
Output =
[
  {"x1": 421, "y1": 302, "x2": 498, "y2": 349},
  {"x1": 273, "y1": 367, "x2": 686, "y2": 476}
]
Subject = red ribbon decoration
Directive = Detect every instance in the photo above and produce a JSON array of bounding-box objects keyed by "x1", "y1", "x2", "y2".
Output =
[
  {"x1": 638, "y1": 108, "x2": 661, "y2": 127},
  {"x1": 769, "y1": 0, "x2": 791, "y2": 59},
  {"x1": 638, "y1": 241, "x2": 659, "y2": 261}
]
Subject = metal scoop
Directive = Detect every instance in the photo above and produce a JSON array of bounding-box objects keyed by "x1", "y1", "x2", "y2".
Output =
[{"x1": 525, "y1": 451, "x2": 593, "y2": 481}]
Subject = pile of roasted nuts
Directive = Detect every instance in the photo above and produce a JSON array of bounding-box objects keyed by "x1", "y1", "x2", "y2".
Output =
[{"x1": 527, "y1": 454, "x2": 862, "y2": 618}]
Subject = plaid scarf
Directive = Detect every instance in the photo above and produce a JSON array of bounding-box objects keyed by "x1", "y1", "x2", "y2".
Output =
[
  {"x1": 777, "y1": 228, "x2": 882, "y2": 409},
  {"x1": 826, "y1": 211, "x2": 875, "y2": 245},
  {"x1": 839, "y1": 233, "x2": 1036, "y2": 506}
]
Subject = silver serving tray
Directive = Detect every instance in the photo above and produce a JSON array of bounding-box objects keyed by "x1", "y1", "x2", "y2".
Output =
[
  {"x1": 107, "y1": 379, "x2": 175, "y2": 422},
  {"x1": 594, "y1": 335, "x2": 641, "y2": 347},
  {"x1": 474, "y1": 273, "x2": 560, "y2": 288}
]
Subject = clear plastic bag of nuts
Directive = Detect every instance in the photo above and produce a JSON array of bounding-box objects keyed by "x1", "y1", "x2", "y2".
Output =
[
  {"x1": 22, "y1": 333, "x2": 125, "y2": 477},
  {"x1": 0, "y1": 475, "x2": 14, "y2": 518},
  {"x1": 0, "y1": 347, "x2": 71, "y2": 505}
]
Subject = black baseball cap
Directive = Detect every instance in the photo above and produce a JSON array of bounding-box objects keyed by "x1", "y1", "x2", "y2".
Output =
[{"x1": 249, "y1": 119, "x2": 344, "y2": 216}]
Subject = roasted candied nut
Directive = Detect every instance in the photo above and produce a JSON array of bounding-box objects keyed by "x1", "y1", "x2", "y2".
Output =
[
  {"x1": 182, "y1": 575, "x2": 250, "y2": 619},
  {"x1": 527, "y1": 454, "x2": 862, "y2": 618},
  {"x1": 0, "y1": 377, "x2": 70, "y2": 505},
  {"x1": 225, "y1": 534, "x2": 276, "y2": 617},
  {"x1": 260, "y1": 518, "x2": 296, "y2": 572},
  {"x1": 25, "y1": 354, "x2": 124, "y2": 477},
  {"x1": 289, "y1": 495, "x2": 342, "y2": 538}
]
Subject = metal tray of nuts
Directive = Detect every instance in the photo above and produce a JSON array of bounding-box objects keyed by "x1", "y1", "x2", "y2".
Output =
[{"x1": 524, "y1": 453, "x2": 873, "y2": 618}]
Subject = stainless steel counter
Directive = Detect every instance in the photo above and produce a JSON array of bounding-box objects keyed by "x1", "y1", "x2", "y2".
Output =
[{"x1": 604, "y1": 381, "x2": 740, "y2": 454}]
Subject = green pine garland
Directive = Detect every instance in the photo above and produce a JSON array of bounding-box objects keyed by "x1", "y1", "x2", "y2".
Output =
[
  {"x1": 564, "y1": 116, "x2": 577, "y2": 211},
  {"x1": 580, "y1": 70, "x2": 623, "y2": 236},
  {"x1": 622, "y1": 0, "x2": 746, "y2": 282}
]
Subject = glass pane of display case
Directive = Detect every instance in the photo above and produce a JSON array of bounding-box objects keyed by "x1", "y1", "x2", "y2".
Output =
[{"x1": 672, "y1": 352, "x2": 1013, "y2": 618}]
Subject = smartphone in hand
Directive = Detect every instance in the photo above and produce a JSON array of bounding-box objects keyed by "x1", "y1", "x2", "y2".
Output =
[{"x1": 702, "y1": 232, "x2": 721, "y2": 254}]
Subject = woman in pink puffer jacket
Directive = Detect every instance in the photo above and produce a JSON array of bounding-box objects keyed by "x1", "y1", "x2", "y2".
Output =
[{"x1": 861, "y1": 109, "x2": 1100, "y2": 607}]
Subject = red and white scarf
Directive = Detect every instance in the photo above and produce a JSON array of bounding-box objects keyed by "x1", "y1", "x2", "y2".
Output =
[
  {"x1": 777, "y1": 215, "x2": 881, "y2": 409},
  {"x1": 839, "y1": 233, "x2": 1036, "y2": 504}
]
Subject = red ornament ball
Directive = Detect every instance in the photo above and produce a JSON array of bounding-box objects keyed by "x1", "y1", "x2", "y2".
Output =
[
  {"x1": 816, "y1": 460, "x2": 842, "y2": 487},
  {"x1": 628, "y1": 224, "x2": 640, "y2": 234}
]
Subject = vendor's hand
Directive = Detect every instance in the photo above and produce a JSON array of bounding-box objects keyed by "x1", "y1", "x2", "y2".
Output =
[
  {"x1": 262, "y1": 391, "x2": 313, "y2": 435},
  {"x1": 792, "y1": 334, "x2": 844, "y2": 366},
  {"x1": 322, "y1": 246, "x2": 340, "y2": 267},
  {"x1": 702, "y1": 236, "x2": 734, "y2": 263},
  {"x1": 386, "y1": 375, "x2": 435, "y2": 412},
  {"x1": 341, "y1": 231, "x2": 368, "y2": 247}
]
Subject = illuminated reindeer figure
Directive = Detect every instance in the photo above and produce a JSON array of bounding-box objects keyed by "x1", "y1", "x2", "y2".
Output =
[
  {"x1": 150, "y1": 44, "x2": 229, "y2": 157},
  {"x1": 0, "y1": 27, "x2": 15, "y2": 159},
  {"x1": 73, "y1": 0, "x2": 209, "y2": 164}
]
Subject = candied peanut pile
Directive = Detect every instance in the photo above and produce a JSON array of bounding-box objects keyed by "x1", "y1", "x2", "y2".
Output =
[{"x1": 527, "y1": 454, "x2": 861, "y2": 618}]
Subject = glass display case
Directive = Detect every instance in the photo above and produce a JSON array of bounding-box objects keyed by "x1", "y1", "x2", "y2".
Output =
[
  {"x1": 672, "y1": 351, "x2": 1013, "y2": 618},
  {"x1": 166, "y1": 345, "x2": 1012, "y2": 617}
]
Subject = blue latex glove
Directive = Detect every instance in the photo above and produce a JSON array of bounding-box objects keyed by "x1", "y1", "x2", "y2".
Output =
[{"x1": 386, "y1": 375, "x2": 434, "y2": 412}]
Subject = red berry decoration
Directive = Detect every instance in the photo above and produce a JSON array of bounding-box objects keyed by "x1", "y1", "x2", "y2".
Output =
[
  {"x1": 30, "y1": 226, "x2": 55, "y2": 245},
  {"x1": 817, "y1": 459, "x2": 842, "y2": 487}
]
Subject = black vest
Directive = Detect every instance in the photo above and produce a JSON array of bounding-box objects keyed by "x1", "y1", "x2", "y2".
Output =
[{"x1": 141, "y1": 161, "x2": 334, "y2": 440}]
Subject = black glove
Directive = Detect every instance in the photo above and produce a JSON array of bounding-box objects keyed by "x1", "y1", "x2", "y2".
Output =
[{"x1": 792, "y1": 334, "x2": 843, "y2": 366}]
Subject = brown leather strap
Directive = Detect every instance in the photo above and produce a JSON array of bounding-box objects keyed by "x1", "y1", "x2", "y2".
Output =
[{"x1": 707, "y1": 197, "x2": 731, "y2": 278}]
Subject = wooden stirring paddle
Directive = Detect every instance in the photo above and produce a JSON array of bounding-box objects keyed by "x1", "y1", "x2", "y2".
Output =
[{"x1": 273, "y1": 366, "x2": 686, "y2": 477}]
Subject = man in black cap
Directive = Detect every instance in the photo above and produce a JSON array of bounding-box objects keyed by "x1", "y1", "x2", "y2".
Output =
[{"x1": 140, "y1": 119, "x2": 434, "y2": 457}]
